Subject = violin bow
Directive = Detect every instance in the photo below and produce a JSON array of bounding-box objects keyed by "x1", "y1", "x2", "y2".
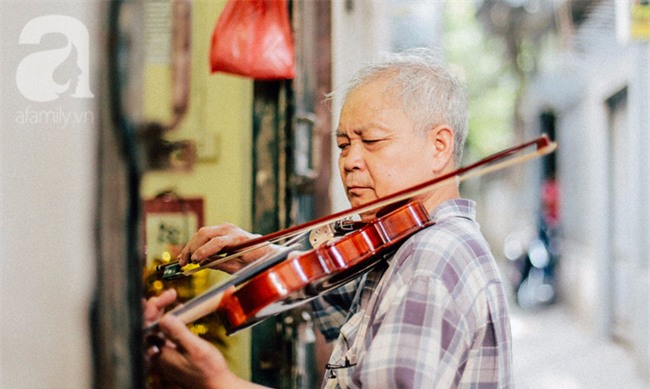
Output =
[{"x1": 158, "y1": 134, "x2": 557, "y2": 279}]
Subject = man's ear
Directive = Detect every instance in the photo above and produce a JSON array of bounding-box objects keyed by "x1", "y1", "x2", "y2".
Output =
[{"x1": 427, "y1": 125, "x2": 455, "y2": 173}]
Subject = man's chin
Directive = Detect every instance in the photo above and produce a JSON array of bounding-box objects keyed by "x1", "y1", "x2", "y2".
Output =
[
  {"x1": 347, "y1": 197, "x2": 380, "y2": 221},
  {"x1": 348, "y1": 196, "x2": 376, "y2": 209}
]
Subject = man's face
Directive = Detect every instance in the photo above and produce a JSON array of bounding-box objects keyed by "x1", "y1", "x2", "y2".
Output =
[{"x1": 336, "y1": 79, "x2": 439, "y2": 220}]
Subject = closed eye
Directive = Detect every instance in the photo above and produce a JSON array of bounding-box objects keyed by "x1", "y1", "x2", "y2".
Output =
[
  {"x1": 336, "y1": 141, "x2": 350, "y2": 150},
  {"x1": 362, "y1": 138, "x2": 388, "y2": 148}
]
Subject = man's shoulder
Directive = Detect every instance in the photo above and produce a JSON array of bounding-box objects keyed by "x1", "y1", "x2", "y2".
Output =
[
  {"x1": 411, "y1": 210, "x2": 486, "y2": 255},
  {"x1": 392, "y1": 207, "x2": 497, "y2": 286}
]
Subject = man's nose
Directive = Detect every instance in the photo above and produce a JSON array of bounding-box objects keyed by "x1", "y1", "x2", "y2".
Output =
[{"x1": 342, "y1": 143, "x2": 365, "y2": 172}]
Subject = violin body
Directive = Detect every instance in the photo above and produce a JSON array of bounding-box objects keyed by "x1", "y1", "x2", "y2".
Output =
[{"x1": 217, "y1": 201, "x2": 432, "y2": 334}]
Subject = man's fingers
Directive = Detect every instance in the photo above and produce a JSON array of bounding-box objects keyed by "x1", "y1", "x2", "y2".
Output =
[
  {"x1": 152, "y1": 311, "x2": 236, "y2": 389},
  {"x1": 159, "y1": 314, "x2": 207, "y2": 356},
  {"x1": 178, "y1": 226, "x2": 230, "y2": 264},
  {"x1": 158, "y1": 289, "x2": 178, "y2": 305},
  {"x1": 143, "y1": 289, "x2": 178, "y2": 324},
  {"x1": 152, "y1": 344, "x2": 187, "y2": 378},
  {"x1": 177, "y1": 224, "x2": 262, "y2": 266},
  {"x1": 149, "y1": 289, "x2": 177, "y2": 311},
  {"x1": 194, "y1": 236, "x2": 233, "y2": 263}
]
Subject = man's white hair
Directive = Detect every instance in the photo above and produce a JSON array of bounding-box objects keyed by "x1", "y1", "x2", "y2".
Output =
[{"x1": 332, "y1": 48, "x2": 469, "y2": 165}]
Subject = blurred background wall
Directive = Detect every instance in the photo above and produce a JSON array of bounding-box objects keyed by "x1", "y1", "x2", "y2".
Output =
[{"x1": 1, "y1": 2, "x2": 101, "y2": 388}]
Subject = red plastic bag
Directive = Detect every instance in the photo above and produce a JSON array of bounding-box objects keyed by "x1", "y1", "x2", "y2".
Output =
[{"x1": 210, "y1": 0, "x2": 295, "y2": 80}]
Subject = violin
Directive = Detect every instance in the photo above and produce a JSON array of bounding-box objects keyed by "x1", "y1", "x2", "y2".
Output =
[
  {"x1": 218, "y1": 200, "x2": 431, "y2": 333},
  {"x1": 145, "y1": 135, "x2": 556, "y2": 336}
]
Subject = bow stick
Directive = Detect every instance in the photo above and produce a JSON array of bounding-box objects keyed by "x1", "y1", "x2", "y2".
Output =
[{"x1": 158, "y1": 134, "x2": 557, "y2": 279}]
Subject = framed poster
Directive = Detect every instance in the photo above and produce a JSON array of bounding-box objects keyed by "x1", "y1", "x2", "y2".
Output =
[{"x1": 143, "y1": 191, "x2": 204, "y2": 268}]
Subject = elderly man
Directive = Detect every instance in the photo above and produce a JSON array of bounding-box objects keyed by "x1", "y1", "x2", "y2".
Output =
[{"x1": 145, "y1": 48, "x2": 513, "y2": 389}]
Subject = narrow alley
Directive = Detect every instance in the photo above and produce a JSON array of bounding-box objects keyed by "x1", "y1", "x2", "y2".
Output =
[{"x1": 511, "y1": 303, "x2": 648, "y2": 389}]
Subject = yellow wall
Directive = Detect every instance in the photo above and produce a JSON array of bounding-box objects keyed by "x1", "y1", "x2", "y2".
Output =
[{"x1": 140, "y1": 0, "x2": 253, "y2": 380}]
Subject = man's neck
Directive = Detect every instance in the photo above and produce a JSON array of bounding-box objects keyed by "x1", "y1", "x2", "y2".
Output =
[{"x1": 420, "y1": 182, "x2": 460, "y2": 214}]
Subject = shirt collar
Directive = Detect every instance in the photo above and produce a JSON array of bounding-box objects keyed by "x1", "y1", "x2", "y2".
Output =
[{"x1": 430, "y1": 198, "x2": 477, "y2": 224}]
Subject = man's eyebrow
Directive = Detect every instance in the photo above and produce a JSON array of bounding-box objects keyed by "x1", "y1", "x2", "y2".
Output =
[
  {"x1": 335, "y1": 126, "x2": 372, "y2": 136},
  {"x1": 335, "y1": 125, "x2": 389, "y2": 138}
]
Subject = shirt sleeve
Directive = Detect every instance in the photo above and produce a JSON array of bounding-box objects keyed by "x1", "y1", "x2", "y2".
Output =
[
  {"x1": 353, "y1": 274, "x2": 471, "y2": 388},
  {"x1": 310, "y1": 278, "x2": 361, "y2": 341}
]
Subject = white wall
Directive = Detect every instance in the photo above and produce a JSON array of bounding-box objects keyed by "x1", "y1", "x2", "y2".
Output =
[
  {"x1": 521, "y1": 0, "x2": 650, "y2": 378},
  {"x1": 329, "y1": 0, "x2": 445, "y2": 213},
  {"x1": 629, "y1": 41, "x2": 650, "y2": 380},
  {"x1": 329, "y1": 0, "x2": 388, "y2": 213},
  {"x1": 0, "y1": 2, "x2": 101, "y2": 388}
]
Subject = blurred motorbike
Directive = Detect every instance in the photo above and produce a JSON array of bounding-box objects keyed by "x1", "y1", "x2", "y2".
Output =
[{"x1": 504, "y1": 223, "x2": 559, "y2": 309}]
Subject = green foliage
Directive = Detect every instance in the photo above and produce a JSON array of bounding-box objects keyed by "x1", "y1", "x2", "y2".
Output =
[{"x1": 443, "y1": 1, "x2": 518, "y2": 161}]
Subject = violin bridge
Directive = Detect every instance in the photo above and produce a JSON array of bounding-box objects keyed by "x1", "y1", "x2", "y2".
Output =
[
  {"x1": 333, "y1": 219, "x2": 363, "y2": 233},
  {"x1": 309, "y1": 224, "x2": 335, "y2": 248},
  {"x1": 309, "y1": 219, "x2": 363, "y2": 248}
]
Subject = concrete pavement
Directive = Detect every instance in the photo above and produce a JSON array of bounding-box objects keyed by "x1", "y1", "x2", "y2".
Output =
[{"x1": 510, "y1": 303, "x2": 648, "y2": 389}]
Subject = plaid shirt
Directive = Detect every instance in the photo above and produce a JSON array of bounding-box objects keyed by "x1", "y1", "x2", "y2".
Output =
[{"x1": 311, "y1": 199, "x2": 513, "y2": 388}]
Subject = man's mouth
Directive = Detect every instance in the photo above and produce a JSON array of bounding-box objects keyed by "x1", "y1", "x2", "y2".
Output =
[{"x1": 346, "y1": 186, "x2": 371, "y2": 196}]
